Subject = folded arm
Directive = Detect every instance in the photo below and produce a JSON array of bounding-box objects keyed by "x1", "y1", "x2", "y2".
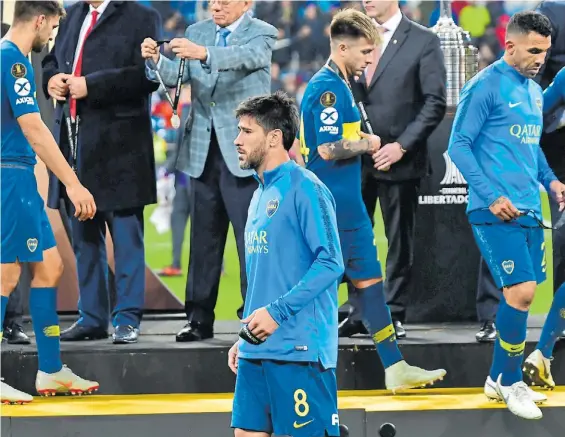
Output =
[{"x1": 266, "y1": 180, "x2": 344, "y2": 325}]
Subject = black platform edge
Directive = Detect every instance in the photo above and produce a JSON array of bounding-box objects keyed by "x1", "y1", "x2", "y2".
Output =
[
  {"x1": 2, "y1": 408, "x2": 565, "y2": 437},
  {"x1": 2, "y1": 336, "x2": 564, "y2": 395}
]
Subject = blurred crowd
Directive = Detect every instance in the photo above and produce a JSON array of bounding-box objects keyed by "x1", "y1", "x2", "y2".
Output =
[{"x1": 128, "y1": 0, "x2": 542, "y2": 164}]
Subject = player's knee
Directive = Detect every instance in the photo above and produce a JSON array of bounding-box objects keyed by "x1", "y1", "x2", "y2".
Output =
[
  {"x1": 233, "y1": 428, "x2": 256, "y2": 437},
  {"x1": 1, "y1": 264, "x2": 22, "y2": 296},
  {"x1": 504, "y1": 281, "x2": 536, "y2": 310},
  {"x1": 32, "y1": 252, "x2": 64, "y2": 287}
]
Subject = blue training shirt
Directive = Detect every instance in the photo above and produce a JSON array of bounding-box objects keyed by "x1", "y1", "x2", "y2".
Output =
[
  {"x1": 238, "y1": 160, "x2": 345, "y2": 369},
  {"x1": 298, "y1": 65, "x2": 367, "y2": 231},
  {"x1": 448, "y1": 59, "x2": 557, "y2": 217},
  {"x1": 1, "y1": 40, "x2": 40, "y2": 167},
  {"x1": 543, "y1": 66, "x2": 565, "y2": 133}
]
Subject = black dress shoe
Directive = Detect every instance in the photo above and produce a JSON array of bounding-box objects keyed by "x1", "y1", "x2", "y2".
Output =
[
  {"x1": 338, "y1": 318, "x2": 368, "y2": 337},
  {"x1": 112, "y1": 325, "x2": 139, "y2": 344},
  {"x1": 393, "y1": 320, "x2": 406, "y2": 339},
  {"x1": 60, "y1": 322, "x2": 108, "y2": 341},
  {"x1": 476, "y1": 321, "x2": 497, "y2": 343},
  {"x1": 2, "y1": 324, "x2": 31, "y2": 345},
  {"x1": 176, "y1": 322, "x2": 213, "y2": 342}
]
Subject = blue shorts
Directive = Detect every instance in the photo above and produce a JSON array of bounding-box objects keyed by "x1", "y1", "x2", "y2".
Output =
[
  {"x1": 232, "y1": 359, "x2": 340, "y2": 437},
  {"x1": 340, "y1": 220, "x2": 382, "y2": 281},
  {"x1": 1, "y1": 165, "x2": 57, "y2": 263},
  {"x1": 469, "y1": 211, "x2": 547, "y2": 289}
]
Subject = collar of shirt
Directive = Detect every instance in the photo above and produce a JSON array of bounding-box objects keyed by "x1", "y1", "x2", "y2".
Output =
[
  {"x1": 376, "y1": 9, "x2": 402, "y2": 35},
  {"x1": 89, "y1": 0, "x2": 111, "y2": 17},
  {"x1": 254, "y1": 160, "x2": 296, "y2": 187},
  {"x1": 216, "y1": 12, "x2": 247, "y2": 39}
]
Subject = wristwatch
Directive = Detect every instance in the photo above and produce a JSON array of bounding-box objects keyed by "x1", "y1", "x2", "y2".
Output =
[{"x1": 399, "y1": 144, "x2": 407, "y2": 154}]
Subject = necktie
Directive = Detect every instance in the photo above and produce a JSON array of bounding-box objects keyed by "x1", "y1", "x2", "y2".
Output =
[
  {"x1": 365, "y1": 26, "x2": 386, "y2": 86},
  {"x1": 70, "y1": 10, "x2": 99, "y2": 119},
  {"x1": 217, "y1": 27, "x2": 231, "y2": 47}
]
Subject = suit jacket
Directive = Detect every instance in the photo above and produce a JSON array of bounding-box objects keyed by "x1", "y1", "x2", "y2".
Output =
[
  {"x1": 352, "y1": 15, "x2": 447, "y2": 182},
  {"x1": 146, "y1": 13, "x2": 278, "y2": 179},
  {"x1": 42, "y1": 1, "x2": 160, "y2": 212},
  {"x1": 536, "y1": 0, "x2": 565, "y2": 89}
]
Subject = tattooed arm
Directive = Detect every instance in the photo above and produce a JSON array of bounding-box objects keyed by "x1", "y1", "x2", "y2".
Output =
[{"x1": 318, "y1": 132, "x2": 380, "y2": 161}]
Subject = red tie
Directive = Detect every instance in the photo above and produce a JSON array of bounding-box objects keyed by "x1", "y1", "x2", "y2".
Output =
[{"x1": 70, "y1": 10, "x2": 99, "y2": 119}]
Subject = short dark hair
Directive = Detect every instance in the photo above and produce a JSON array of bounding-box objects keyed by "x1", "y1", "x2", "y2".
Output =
[
  {"x1": 507, "y1": 11, "x2": 552, "y2": 38},
  {"x1": 13, "y1": 1, "x2": 66, "y2": 24},
  {"x1": 235, "y1": 91, "x2": 299, "y2": 151},
  {"x1": 330, "y1": 8, "x2": 380, "y2": 45}
]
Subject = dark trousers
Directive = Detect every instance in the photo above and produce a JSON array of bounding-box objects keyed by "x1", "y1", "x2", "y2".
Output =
[
  {"x1": 171, "y1": 174, "x2": 191, "y2": 269},
  {"x1": 542, "y1": 128, "x2": 565, "y2": 292},
  {"x1": 358, "y1": 174, "x2": 420, "y2": 323},
  {"x1": 476, "y1": 258, "x2": 501, "y2": 323},
  {"x1": 68, "y1": 204, "x2": 145, "y2": 329},
  {"x1": 185, "y1": 132, "x2": 257, "y2": 326},
  {"x1": 4, "y1": 283, "x2": 24, "y2": 328},
  {"x1": 550, "y1": 198, "x2": 565, "y2": 292}
]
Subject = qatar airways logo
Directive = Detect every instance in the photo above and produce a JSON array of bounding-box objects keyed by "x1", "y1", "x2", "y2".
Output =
[
  {"x1": 245, "y1": 230, "x2": 269, "y2": 254},
  {"x1": 509, "y1": 124, "x2": 542, "y2": 145}
]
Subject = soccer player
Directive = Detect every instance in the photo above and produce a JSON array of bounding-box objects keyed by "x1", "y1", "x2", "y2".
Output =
[
  {"x1": 227, "y1": 91, "x2": 344, "y2": 437},
  {"x1": 448, "y1": 11, "x2": 565, "y2": 420},
  {"x1": 292, "y1": 8, "x2": 446, "y2": 392},
  {"x1": 522, "y1": 65, "x2": 565, "y2": 390},
  {"x1": 1, "y1": 1, "x2": 99, "y2": 404}
]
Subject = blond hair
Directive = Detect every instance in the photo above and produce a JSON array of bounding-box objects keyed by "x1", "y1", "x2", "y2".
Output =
[{"x1": 330, "y1": 8, "x2": 380, "y2": 45}]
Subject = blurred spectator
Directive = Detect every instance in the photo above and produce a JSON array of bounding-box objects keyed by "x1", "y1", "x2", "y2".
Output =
[{"x1": 43, "y1": 0, "x2": 160, "y2": 344}]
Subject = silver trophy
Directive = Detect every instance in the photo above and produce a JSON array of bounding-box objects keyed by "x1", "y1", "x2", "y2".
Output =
[{"x1": 431, "y1": 0, "x2": 479, "y2": 109}]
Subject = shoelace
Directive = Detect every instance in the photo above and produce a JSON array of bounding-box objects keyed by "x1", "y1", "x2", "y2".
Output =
[{"x1": 513, "y1": 382, "x2": 533, "y2": 403}]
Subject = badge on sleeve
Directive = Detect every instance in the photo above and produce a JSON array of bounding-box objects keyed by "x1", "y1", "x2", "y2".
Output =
[
  {"x1": 320, "y1": 91, "x2": 336, "y2": 108},
  {"x1": 11, "y1": 63, "x2": 27, "y2": 79}
]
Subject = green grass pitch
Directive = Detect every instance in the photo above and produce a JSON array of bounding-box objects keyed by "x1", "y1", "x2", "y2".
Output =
[{"x1": 144, "y1": 194, "x2": 555, "y2": 320}]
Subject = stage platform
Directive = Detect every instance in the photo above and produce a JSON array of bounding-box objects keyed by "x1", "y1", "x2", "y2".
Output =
[
  {"x1": 2, "y1": 388, "x2": 565, "y2": 437},
  {"x1": 1, "y1": 314, "x2": 564, "y2": 396}
]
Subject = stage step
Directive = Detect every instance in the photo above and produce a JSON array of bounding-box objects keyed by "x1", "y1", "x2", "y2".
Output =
[
  {"x1": 2, "y1": 319, "x2": 564, "y2": 395},
  {"x1": 2, "y1": 389, "x2": 564, "y2": 437}
]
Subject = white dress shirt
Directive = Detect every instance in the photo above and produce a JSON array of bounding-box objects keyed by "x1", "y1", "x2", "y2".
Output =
[
  {"x1": 72, "y1": 0, "x2": 111, "y2": 73},
  {"x1": 374, "y1": 9, "x2": 402, "y2": 55}
]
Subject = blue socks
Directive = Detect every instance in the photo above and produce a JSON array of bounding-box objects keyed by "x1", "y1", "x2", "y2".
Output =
[
  {"x1": 490, "y1": 297, "x2": 528, "y2": 386},
  {"x1": 1, "y1": 295, "x2": 8, "y2": 340},
  {"x1": 537, "y1": 282, "x2": 565, "y2": 359},
  {"x1": 29, "y1": 288, "x2": 63, "y2": 374},
  {"x1": 357, "y1": 282, "x2": 403, "y2": 369}
]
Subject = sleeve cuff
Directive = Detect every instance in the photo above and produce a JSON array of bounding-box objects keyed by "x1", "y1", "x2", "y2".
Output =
[{"x1": 266, "y1": 301, "x2": 286, "y2": 326}]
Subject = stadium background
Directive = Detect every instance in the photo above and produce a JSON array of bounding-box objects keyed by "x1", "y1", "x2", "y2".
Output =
[
  {"x1": 131, "y1": 0, "x2": 556, "y2": 320},
  {"x1": 3, "y1": 0, "x2": 554, "y2": 319}
]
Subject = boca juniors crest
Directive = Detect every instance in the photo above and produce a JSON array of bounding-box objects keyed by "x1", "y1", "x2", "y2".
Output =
[{"x1": 266, "y1": 199, "x2": 279, "y2": 218}]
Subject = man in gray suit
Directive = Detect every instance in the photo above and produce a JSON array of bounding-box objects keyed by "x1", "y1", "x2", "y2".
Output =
[{"x1": 142, "y1": 0, "x2": 277, "y2": 342}]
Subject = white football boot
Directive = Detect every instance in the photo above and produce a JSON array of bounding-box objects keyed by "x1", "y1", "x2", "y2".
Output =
[
  {"x1": 484, "y1": 375, "x2": 547, "y2": 404},
  {"x1": 1, "y1": 378, "x2": 33, "y2": 404},
  {"x1": 35, "y1": 365, "x2": 99, "y2": 396},
  {"x1": 385, "y1": 360, "x2": 447, "y2": 393},
  {"x1": 523, "y1": 349, "x2": 555, "y2": 390},
  {"x1": 494, "y1": 374, "x2": 543, "y2": 420}
]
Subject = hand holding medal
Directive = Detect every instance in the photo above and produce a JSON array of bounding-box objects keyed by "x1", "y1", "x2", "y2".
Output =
[{"x1": 141, "y1": 38, "x2": 185, "y2": 129}]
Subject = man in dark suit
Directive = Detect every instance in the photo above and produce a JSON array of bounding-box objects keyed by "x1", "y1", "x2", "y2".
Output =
[
  {"x1": 340, "y1": 0, "x2": 446, "y2": 338},
  {"x1": 536, "y1": 0, "x2": 565, "y2": 338},
  {"x1": 42, "y1": 0, "x2": 160, "y2": 344}
]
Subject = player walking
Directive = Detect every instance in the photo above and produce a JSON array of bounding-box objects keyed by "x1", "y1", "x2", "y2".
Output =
[
  {"x1": 1, "y1": 1, "x2": 99, "y2": 404},
  {"x1": 293, "y1": 9, "x2": 446, "y2": 392},
  {"x1": 449, "y1": 11, "x2": 565, "y2": 420}
]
